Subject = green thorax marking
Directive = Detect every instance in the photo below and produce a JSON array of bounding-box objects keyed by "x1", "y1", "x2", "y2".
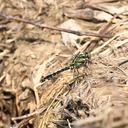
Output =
[{"x1": 70, "y1": 52, "x2": 91, "y2": 68}]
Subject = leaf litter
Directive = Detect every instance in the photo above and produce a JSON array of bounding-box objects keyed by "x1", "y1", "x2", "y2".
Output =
[{"x1": 0, "y1": 0, "x2": 128, "y2": 128}]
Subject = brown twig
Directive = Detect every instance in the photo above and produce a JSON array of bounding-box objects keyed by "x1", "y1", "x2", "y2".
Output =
[
  {"x1": 76, "y1": 15, "x2": 116, "y2": 54},
  {"x1": 0, "y1": 12, "x2": 111, "y2": 38},
  {"x1": 118, "y1": 59, "x2": 128, "y2": 66}
]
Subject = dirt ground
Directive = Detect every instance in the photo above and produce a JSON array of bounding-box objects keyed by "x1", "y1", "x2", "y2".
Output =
[{"x1": 0, "y1": 0, "x2": 128, "y2": 128}]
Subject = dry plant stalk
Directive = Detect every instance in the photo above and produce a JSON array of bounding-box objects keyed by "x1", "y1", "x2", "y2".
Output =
[{"x1": 0, "y1": 12, "x2": 112, "y2": 38}]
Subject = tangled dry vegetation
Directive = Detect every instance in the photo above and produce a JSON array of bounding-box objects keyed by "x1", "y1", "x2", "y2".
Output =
[{"x1": 0, "y1": 0, "x2": 128, "y2": 128}]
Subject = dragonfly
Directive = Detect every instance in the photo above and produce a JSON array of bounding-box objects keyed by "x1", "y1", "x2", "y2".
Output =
[{"x1": 40, "y1": 52, "x2": 91, "y2": 82}]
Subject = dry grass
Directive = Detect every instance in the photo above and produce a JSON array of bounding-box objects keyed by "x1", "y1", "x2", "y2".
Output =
[{"x1": 0, "y1": 0, "x2": 128, "y2": 128}]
